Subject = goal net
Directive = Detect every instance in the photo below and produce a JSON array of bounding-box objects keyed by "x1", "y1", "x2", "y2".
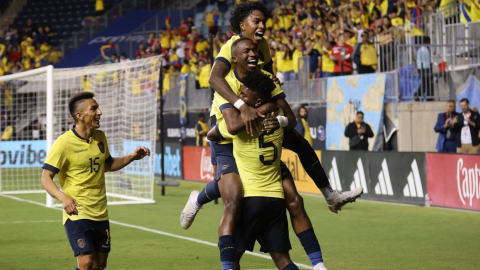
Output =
[{"x1": 0, "y1": 56, "x2": 160, "y2": 206}]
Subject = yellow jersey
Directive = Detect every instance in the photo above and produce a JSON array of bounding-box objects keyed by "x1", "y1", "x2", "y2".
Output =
[
  {"x1": 199, "y1": 64, "x2": 211, "y2": 88},
  {"x1": 217, "y1": 116, "x2": 284, "y2": 199},
  {"x1": 215, "y1": 35, "x2": 272, "y2": 71},
  {"x1": 292, "y1": 49, "x2": 303, "y2": 73},
  {"x1": 43, "y1": 128, "x2": 112, "y2": 225},
  {"x1": 196, "y1": 120, "x2": 210, "y2": 146},
  {"x1": 210, "y1": 69, "x2": 286, "y2": 144}
]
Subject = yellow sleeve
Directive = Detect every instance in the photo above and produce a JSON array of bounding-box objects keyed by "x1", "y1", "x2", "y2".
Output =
[
  {"x1": 215, "y1": 38, "x2": 233, "y2": 69},
  {"x1": 216, "y1": 120, "x2": 235, "y2": 140},
  {"x1": 43, "y1": 138, "x2": 67, "y2": 173}
]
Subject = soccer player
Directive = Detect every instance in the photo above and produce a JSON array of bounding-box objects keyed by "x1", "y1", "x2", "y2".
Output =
[
  {"x1": 188, "y1": 1, "x2": 362, "y2": 219},
  {"x1": 41, "y1": 92, "x2": 150, "y2": 270},
  {"x1": 207, "y1": 72, "x2": 306, "y2": 270},
  {"x1": 183, "y1": 38, "x2": 329, "y2": 270}
]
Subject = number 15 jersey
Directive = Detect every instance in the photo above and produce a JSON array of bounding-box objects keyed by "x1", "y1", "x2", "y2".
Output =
[
  {"x1": 216, "y1": 110, "x2": 284, "y2": 199},
  {"x1": 43, "y1": 128, "x2": 112, "y2": 225}
]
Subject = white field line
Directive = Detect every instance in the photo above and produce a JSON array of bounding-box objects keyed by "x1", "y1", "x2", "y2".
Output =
[
  {"x1": 0, "y1": 220, "x2": 61, "y2": 224},
  {"x1": 0, "y1": 194, "x2": 313, "y2": 269}
]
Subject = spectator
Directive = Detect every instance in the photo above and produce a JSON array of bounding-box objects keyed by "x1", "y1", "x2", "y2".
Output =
[
  {"x1": 415, "y1": 36, "x2": 433, "y2": 101},
  {"x1": 344, "y1": 111, "x2": 374, "y2": 151},
  {"x1": 95, "y1": 0, "x2": 105, "y2": 17},
  {"x1": 180, "y1": 59, "x2": 190, "y2": 74},
  {"x1": 175, "y1": 36, "x2": 186, "y2": 63},
  {"x1": 195, "y1": 113, "x2": 209, "y2": 147},
  {"x1": 453, "y1": 98, "x2": 480, "y2": 154},
  {"x1": 136, "y1": 43, "x2": 146, "y2": 58},
  {"x1": 321, "y1": 38, "x2": 335, "y2": 78},
  {"x1": 330, "y1": 32, "x2": 354, "y2": 76},
  {"x1": 280, "y1": 43, "x2": 295, "y2": 81},
  {"x1": 197, "y1": 59, "x2": 211, "y2": 89},
  {"x1": 434, "y1": 100, "x2": 458, "y2": 153},
  {"x1": 120, "y1": 53, "x2": 130, "y2": 62},
  {"x1": 100, "y1": 45, "x2": 117, "y2": 63},
  {"x1": 295, "y1": 106, "x2": 313, "y2": 146},
  {"x1": 195, "y1": 35, "x2": 210, "y2": 54},
  {"x1": 303, "y1": 39, "x2": 321, "y2": 78},
  {"x1": 353, "y1": 31, "x2": 378, "y2": 74},
  {"x1": 292, "y1": 41, "x2": 304, "y2": 78}
]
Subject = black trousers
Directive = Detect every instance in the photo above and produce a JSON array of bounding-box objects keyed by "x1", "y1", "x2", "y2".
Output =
[{"x1": 416, "y1": 68, "x2": 434, "y2": 101}]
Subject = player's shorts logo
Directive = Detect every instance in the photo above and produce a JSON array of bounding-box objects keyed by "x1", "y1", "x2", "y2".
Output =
[
  {"x1": 98, "y1": 142, "x2": 105, "y2": 154},
  {"x1": 77, "y1": 238, "x2": 86, "y2": 248},
  {"x1": 222, "y1": 164, "x2": 230, "y2": 170}
]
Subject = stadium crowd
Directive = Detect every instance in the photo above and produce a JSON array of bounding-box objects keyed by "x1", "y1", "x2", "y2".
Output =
[{"x1": 97, "y1": 0, "x2": 477, "y2": 89}]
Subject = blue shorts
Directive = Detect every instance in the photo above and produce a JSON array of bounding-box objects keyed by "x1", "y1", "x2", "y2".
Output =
[
  {"x1": 210, "y1": 116, "x2": 217, "y2": 165},
  {"x1": 236, "y1": 197, "x2": 291, "y2": 253},
  {"x1": 64, "y1": 219, "x2": 111, "y2": 256},
  {"x1": 213, "y1": 142, "x2": 239, "y2": 179}
]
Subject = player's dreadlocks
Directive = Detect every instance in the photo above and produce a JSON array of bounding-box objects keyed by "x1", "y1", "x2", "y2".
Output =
[
  {"x1": 229, "y1": 1, "x2": 271, "y2": 34},
  {"x1": 241, "y1": 72, "x2": 275, "y2": 101}
]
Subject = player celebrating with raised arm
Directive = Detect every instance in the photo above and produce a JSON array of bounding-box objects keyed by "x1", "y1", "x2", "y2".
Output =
[
  {"x1": 184, "y1": 38, "x2": 329, "y2": 270},
  {"x1": 41, "y1": 92, "x2": 150, "y2": 270},
  {"x1": 207, "y1": 72, "x2": 306, "y2": 270},
  {"x1": 187, "y1": 2, "x2": 362, "y2": 220}
]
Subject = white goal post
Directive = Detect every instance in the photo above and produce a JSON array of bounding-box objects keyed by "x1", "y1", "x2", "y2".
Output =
[{"x1": 0, "y1": 57, "x2": 160, "y2": 207}]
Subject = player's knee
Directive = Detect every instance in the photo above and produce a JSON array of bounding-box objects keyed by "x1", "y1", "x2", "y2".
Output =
[
  {"x1": 287, "y1": 194, "x2": 305, "y2": 216},
  {"x1": 78, "y1": 255, "x2": 94, "y2": 270},
  {"x1": 223, "y1": 194, "x2": 242, "y2": 214}
]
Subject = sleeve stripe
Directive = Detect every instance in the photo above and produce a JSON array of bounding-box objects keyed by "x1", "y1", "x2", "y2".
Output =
[
  {"x1": 105, "y1": 155, "x2": 113, "y2": 164},
  {"x1": 264, "y1": 60, "x2": 273, "y2": 70},
  {"x1": 272, "y1": 92, "x2": 286, "y2": 101},
  {"x1": 219, "y1": 103, "x2": 235, "y2": 112},
  {"x1": 43, "y1": 163, "x2": 60, "y2": 174},
  {"x1": 214, "y1": 57, "x2": 231, "y2": 69},
  {"x1": 215, "y1": 125, "x2": 226, "y2": 141}
]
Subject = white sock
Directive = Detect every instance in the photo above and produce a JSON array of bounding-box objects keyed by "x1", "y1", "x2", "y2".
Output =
[
  {"x1": 320, "y1": 186, "x2": 334, "y2": 201},
  {"x1": 314, "y1": 262, "x2": 327, "y2": 270}
]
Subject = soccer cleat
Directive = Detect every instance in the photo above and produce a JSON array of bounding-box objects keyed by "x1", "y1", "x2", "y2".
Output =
[
  {"x1": 180, "y1": 190, "x2": 201, "y2": 229},
  {"x1": 326, "y1": 187, "x2": 363, "y2": 213},
  {"x1": 314, "y1": 262, "x2": 328, "y2": 270}
]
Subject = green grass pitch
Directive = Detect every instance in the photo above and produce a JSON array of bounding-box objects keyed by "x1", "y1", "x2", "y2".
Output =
[{"x1": 1, "y1": 179, "x2": 479, "y2": 270}]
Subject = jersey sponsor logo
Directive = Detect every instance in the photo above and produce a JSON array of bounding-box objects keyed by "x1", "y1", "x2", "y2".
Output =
[
  {"x1": 328, "y1": 157, "x2": 343, "y2": 191},
  {"x1": 350, "y1": 158, "x2": 368, "y2": 193},
  {"x1": 374, "y1": 159, "x2": 394, "y2": 196},
  {"x1": 403, "y1": 159, "x2": 424, "y2": 198},
  {"x1": 457, "y1": 158, "x2": 480, "y2": 207},
  {"x1": 98, "y1": 142, "x2": 105, "y2": 154},
  {"x1": 73, "y1": 149, "x2": 88, "y2": 153},
  {"x1": 77, "y1": 238, "x2": 86, "y2": 248}
]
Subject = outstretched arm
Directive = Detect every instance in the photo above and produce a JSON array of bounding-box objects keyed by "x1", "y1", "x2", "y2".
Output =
[{"x1": 104, "y1": 146, "x2": 150, "y2": 172}]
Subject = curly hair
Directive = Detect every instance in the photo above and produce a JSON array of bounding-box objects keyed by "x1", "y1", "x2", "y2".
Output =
[
  {"x1": 229, "y1": 1, "x2": 271, "y2": 34},
  {"x1": 241, "y1": 72, "x2": 275, "y2": 101}
]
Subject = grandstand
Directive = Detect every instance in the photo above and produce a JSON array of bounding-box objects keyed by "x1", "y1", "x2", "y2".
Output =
[{"x1": 0, "y1": 0, "x2": 479, "y2": 269}]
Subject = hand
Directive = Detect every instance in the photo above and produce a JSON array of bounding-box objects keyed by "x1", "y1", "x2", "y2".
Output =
[
  {"x1": 358, "y1": 128, "x2": 366, "y2": 134},
  {"x1": 240, "y1": 104, "x2": 264, "y2": 136},
  {"x1": 271, "y1": 74, "x2": 283, "y2": 86},
  {"x1": 264, "y1": 112, "x2": 280, "y2": 133},
  {"x1": 467, "y1": 117, "x2": 475, "y2": 127},
  {"x1": 132, "y1": 146, "x2": 151, "y2": 160},
  {"x1": 60, "y1": 195, "x2": 79, "y2": 216},
  {"x1": 452, "y1": 116, "x2": 458, "y2": 124}
]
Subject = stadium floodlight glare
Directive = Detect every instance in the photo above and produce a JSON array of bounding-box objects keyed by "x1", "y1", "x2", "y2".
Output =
[{"x1": 0, "y1": 57, "x2": 160, "y2": 207}]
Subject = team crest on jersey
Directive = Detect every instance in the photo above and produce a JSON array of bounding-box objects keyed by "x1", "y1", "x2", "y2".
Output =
[
  {"x1": 98, "y1": 142, "x2": 105, "y2": 153},
  {"x1": 77, "y1": 238, "x2": 86, "y2": 248}
]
